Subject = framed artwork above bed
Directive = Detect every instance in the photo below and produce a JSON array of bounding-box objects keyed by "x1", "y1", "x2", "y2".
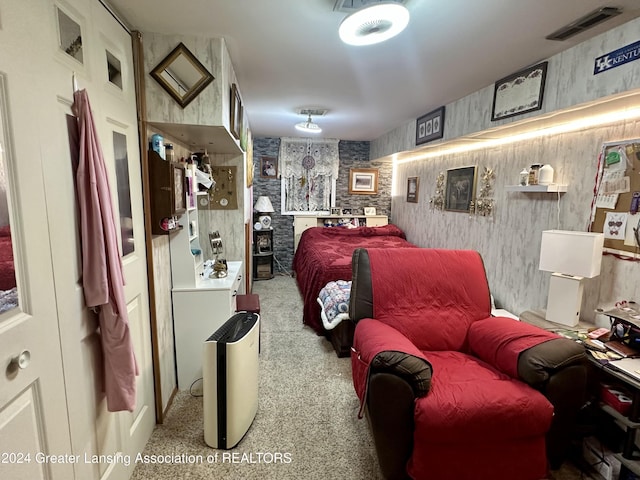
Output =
[{"x1": 349, "y1": 168, "x2": 378, "y2": 195}]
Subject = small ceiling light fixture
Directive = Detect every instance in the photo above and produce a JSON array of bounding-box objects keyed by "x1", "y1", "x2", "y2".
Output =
[
  {"x1": 339, "y1": 2, "x2": 410, "y2": 46},
  {"x1": 295, "y1": 114, "x2": 322, "y2": 134}
]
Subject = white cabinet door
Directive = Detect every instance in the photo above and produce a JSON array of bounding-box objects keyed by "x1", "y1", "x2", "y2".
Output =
[{"x1": 293, "y1": 216, "x2": 319, "y2": 251}]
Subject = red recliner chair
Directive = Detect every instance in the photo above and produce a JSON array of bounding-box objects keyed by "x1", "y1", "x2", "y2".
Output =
[{"x1": 349, "y1": 248, "x2": 587, "y2": 480}]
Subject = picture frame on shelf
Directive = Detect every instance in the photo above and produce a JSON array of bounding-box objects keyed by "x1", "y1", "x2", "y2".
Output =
[
  {"x1": 255, "y1": 231, "x2": 272, "y2": 254},
  {"x1": 260, "y1": 156, "x2": 277, "y2": 178},
  {"x1": 491, "y1": 61, "x2": 547, "y2": 121},
  {"x1": 331, "y1": 207, "x2": 341, "y2": 216},
  {"x1": 364, "y1": 207, "x2": 376, "y2": 215},
  {"x1": 342, "y1": 208, "x2": 352, "y2": 215},
  {"x1": 349, "y1": 168, "x2": 379, "y2": 195},
  {"x1": 230, "y1": 83, "x2": 243, "y2": 139},
  {"x1": 416, "y1": 106, "x2": 445, "y2": 145},
  {"x1": 172, "y1": 163, "x2": 186, "y2": 214},
  {"x1": 406, "y1": 176, "x2": 419, "y2": 203},
  {"x1": 445, "y1": 166, "x2": 477, "y2": 212}
]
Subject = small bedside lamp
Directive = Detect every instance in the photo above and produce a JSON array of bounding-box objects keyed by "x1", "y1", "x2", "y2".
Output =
[
  {"x1": 539, "y1": 230, "x2": 604, "y2": 326},
  {"x1": 254, "y1": 196, "x2": 275, "y2": 229}
]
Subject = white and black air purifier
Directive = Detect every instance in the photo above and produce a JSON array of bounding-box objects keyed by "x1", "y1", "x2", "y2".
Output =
[{"x1": 203, "y1": 311, "x2": 260, "y2": 449}]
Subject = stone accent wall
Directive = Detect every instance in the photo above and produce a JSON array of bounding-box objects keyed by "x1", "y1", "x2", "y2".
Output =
[
  {"x1": 252, "y1": 137, "x2": 391, "y2": 273},
  {"x1": 252, "y1": 138, "x2": 290, "y2": 274}
]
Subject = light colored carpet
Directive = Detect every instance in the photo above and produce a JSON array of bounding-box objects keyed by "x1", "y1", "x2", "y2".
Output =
[{"x1": 131, "y1": 275, "x2": 594, "y2": 480}]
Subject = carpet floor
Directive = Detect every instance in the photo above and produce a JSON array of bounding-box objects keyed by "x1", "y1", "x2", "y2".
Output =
[{"x1": 131, "y1": 275, "x2": 596, "y2": 480}]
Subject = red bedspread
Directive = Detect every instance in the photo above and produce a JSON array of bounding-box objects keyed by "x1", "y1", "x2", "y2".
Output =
[{"x1": 292, "y1": 224, "x2": 415, "y2": 334}]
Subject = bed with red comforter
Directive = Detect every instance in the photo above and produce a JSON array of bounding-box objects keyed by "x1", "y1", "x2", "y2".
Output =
[{"x1": 292, "y1": 224, "x2": 415, "y2": 334}]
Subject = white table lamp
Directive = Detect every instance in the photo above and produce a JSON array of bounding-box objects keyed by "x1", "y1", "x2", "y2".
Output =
[
  {"x1": 254, "y1": 196, "x2": 275, "y2": 229},
  {"x1": 539, "y1": 230, "x2": 604, "y2": 326}
]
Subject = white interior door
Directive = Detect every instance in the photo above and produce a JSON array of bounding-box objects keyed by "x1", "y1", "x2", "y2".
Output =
[
  {"x1": 44, "y1": 2, "x2": 155, "y2": 480},
  {"x1": 0, "y1": 3, "x2": 73, "y2": 479},
  {"x1": 0, "y1": 1, "x2": 155, "y2": 479}
]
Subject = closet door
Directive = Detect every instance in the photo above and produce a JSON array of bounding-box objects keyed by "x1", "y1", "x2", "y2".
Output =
[
  {"x1": 0, "y1": 1, "x2": 155, "y2": 479},
  {"x1": 42, "y1": 1, "x2": 155, "y2": 480},
  {"x1": 0, "y1": 2, "x2": 73, "y2": 479}
]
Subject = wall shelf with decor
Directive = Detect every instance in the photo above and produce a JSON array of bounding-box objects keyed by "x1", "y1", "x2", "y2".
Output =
[
  {"x1": 148, "y1": 150, "x2": 187, "y2": 235},
  {"x1": 505, "y1": 184, "x2": 568, "y2": 193},
  {"x1": 169, "y1": 172, "x2": 205, "y2": 288}
]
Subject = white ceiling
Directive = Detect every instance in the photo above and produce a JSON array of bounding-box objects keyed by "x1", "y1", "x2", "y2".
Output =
[{"x1": 105, "y1": 0, "x2": 640, "y2": 141}]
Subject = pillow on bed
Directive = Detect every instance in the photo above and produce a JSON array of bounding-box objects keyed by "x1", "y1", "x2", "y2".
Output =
[{"x1": 318, "y1": 280, "x2": 351, "y2": 330}]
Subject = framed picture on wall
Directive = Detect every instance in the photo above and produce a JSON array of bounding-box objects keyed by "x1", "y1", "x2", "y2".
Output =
[
  {"x1": 406, "y1": 177, "x2": 419, "y2": 203},
  {"x1": 445, "y1": 166, "x2": 477, "y2": 212},
  {"x1": 230, "y1": 83, "x2": 243, "y2": 139},
  {"x1": 416, "y1": 106, "x2": 445, "y2": 145},
  {"x1": 260, "y1": 156, "x2": 277, "y2": 178},
  {"x1": 349, "y1": 168, "x2": 379, "y2": 194},
  {"x1": 491, "y1": 61, "x2": 547, "y2": 121}
]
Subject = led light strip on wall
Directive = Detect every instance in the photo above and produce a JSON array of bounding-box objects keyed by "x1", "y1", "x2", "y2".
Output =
[{"x1": 393, "y1": 89, "x2": 640, "y2": 165}]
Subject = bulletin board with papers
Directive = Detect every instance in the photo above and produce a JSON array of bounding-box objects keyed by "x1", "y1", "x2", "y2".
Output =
[{"x1": 590, "y1": 139, "x2": 640, "y2": 255}]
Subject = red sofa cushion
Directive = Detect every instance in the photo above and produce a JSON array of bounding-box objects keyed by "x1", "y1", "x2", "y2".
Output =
[
  {"x1": 367, "y1": 248, "x2": 491, "y2": 352},
  {"x1": 413, "y1": 351, "x2": 553, "y2": 443}
]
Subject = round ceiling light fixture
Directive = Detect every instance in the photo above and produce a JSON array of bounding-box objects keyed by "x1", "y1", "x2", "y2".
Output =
[
  {"x1": 295, "y1": 114, "x2": 322, "y2": 134},
  {"x1": 339, "y1": 2, "x2": 410, "y2": 46}
]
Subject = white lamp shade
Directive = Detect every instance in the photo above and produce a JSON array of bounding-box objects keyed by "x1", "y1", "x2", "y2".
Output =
[
  {"x1": 254, "y1": 196, "x2": 274, "y2": 213},
  {"x1": 539, "y1": 230, "x2": 604, "y2": 278}
]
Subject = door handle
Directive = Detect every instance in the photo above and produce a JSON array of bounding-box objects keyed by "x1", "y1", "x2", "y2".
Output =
[{"x1": 11, "y1": 350, "x2": 31, "y2": 370}]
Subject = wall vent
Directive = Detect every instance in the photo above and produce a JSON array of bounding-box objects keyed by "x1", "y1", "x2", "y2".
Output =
[
  {"x1": 333, "y1": 0, "x2": 407, "y2": 13},
  {"x1": 296, "y1": 108, "x2": 328, "y2": 116},
  {"x1": 546, "y1": 7, "x2": 622, "y2": 41}
]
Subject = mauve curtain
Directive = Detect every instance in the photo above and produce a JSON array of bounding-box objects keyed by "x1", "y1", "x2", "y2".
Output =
[{"x1": 279, "y1": 137, "x2": 339, "y2": 212}]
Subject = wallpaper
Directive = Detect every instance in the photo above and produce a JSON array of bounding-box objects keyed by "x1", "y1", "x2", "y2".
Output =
[
  {"x1": 381, "y1": 16, "x2": 640, "y2": 322},
  {"x1": 392, "y1": 119, "x2": 640, "y2": 321}
]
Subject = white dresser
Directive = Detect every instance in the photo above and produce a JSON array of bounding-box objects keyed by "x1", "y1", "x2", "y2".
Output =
[{"x1": 172, "y1": 260, "x2": 244, "y2": 390}]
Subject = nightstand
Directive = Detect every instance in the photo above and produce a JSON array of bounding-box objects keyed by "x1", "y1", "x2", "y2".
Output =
[
  {"x1": 253, "y1": 228, "x2": 274, "y2": 280},
  {"x1": 519, "y1": 309, "x2": 592, "y2": 332}
]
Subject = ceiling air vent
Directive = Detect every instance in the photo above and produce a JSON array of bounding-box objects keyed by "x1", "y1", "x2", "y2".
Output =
[
  {"x1": 546, "y1": 7, "x2": 622, "y2": 41},
  {"x1": 333, "y1": 0, "x2": 407, "y2": 13},
  {"x1": 296, "y1": 108, "x2": 328, "y2": 117}
]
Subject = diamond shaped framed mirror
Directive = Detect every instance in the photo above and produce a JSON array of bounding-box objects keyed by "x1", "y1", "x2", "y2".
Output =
[{"x1": 150, "y1": 43, "x2": 214, "y2": 108}]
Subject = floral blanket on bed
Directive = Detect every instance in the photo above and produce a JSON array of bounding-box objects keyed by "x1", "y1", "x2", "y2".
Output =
[{"x1": 317, "y1": 280, "x2": 351, "y2": 330}]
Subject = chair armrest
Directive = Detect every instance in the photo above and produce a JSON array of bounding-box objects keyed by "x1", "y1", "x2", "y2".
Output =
[
  {"x1": 468, "y1": 316, "x2": 582, "y2": 381},
  {"x1": 517, "y1": 337, "x2": 586, "y2": 385},
  {"x1": 352, "y1": 319, "x2": 432, "y2": 399}
]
